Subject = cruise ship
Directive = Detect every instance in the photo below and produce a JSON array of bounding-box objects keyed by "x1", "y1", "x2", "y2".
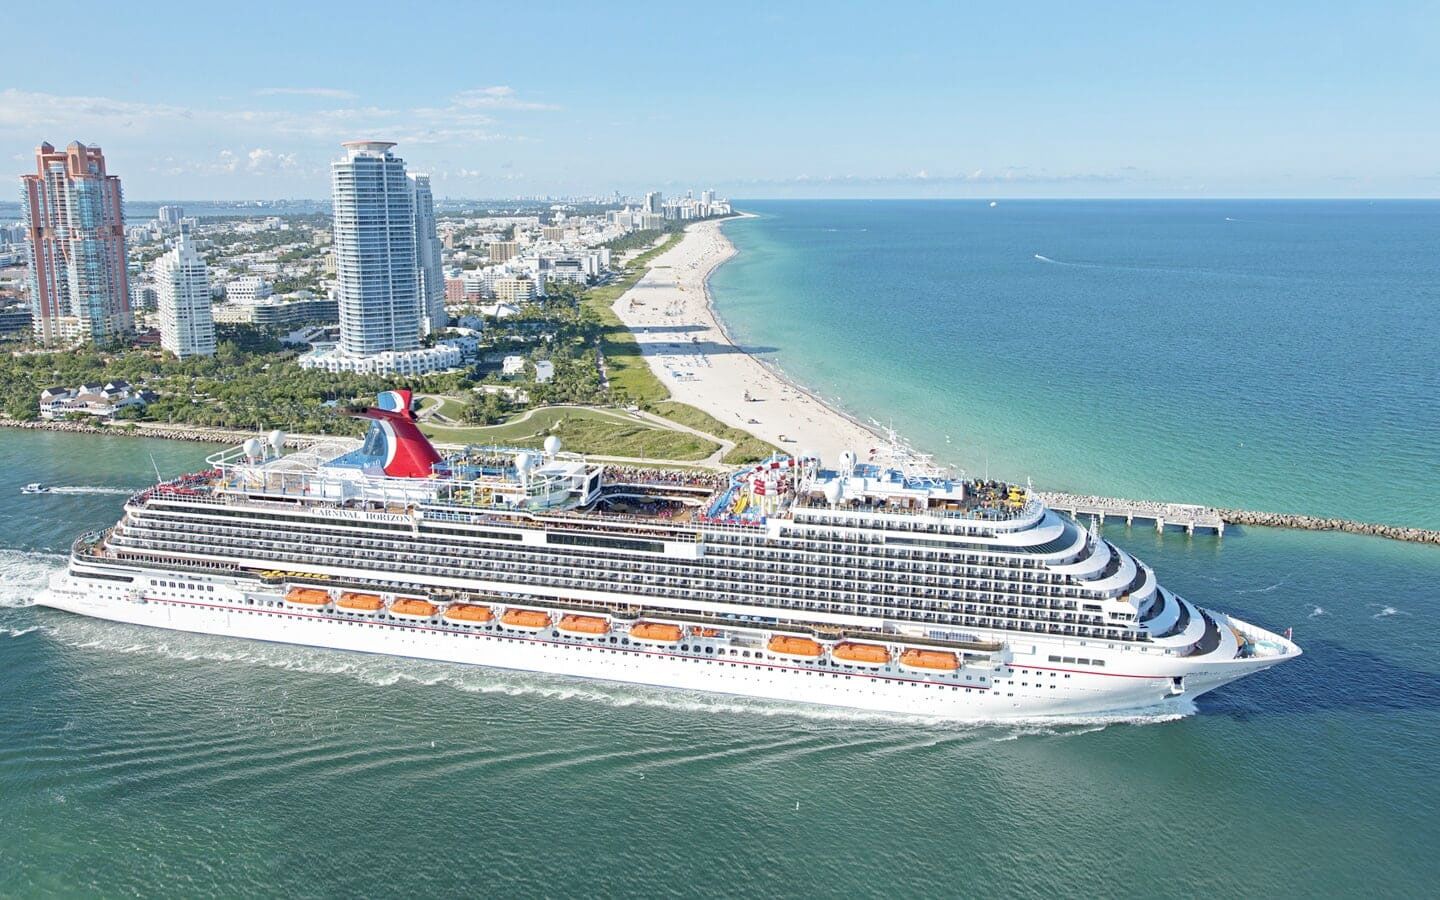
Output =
[{"x1": 37, "y1": 390, "x2": 1300, "y2": 719}]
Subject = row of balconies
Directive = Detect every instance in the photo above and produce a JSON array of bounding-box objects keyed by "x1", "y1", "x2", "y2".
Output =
[
  {"x1": 122, "y1": 519, "x2": 1102, "y2": 614},
  {"x1": 111, "y1": 525, "x2": 1143, "y2": 642}
]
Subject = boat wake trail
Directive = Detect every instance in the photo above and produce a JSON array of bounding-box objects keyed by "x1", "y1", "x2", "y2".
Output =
[
  {"x1": 0, "y1": 548, "x2": 65, "y2": 609},
  {"x1": 1034, "y1": 252, "x2": 1274, "y2": 281},
  {"x1": 1371, "y1": 606, "x2": 1406, "y2": 619},
  {"x1": 1235, "y1": 580, "x2": 1287, "y2": 595},
  {"x1": 39, "y1": 485, "x2": 137, "y2": 496},
  {"x1": 1309, "y1": 606, "x2": 1326, "y2": 618}
]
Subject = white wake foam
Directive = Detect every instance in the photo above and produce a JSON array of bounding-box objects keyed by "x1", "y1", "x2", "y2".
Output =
[
  {"x1": 0, "y1": 549, "x2": 65, "y2": 608},
  {"x1": 1308, "y1": 606, "x2": 1326, "y2": 618},
  {"x1": 32, "y1": 485, "x2": 137, "y2": 496}
]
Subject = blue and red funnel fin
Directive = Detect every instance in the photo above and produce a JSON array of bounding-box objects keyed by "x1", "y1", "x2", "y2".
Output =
[
  {"x1": 351, "y1": 390, "x2": 440, "y2": 478},
  {"x1": 375, "y1": 389, "x2": 415, "y2": 418}
]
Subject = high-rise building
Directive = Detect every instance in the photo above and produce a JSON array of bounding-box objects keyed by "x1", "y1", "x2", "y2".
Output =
[
  {"x1": 20, "y1": 141, "x2": 132, "y2": 344},
  {"x1": 155, "y1": 230, "x2": 215, "y2": 358},
  {"x1": 643, "y1": 191, "x2": 662, "y2": 214},
  {"x1": 487, "y1": 241, "x2": 518, "y2": 263},
  {"x1": 332, "y1": 140, "x2": 418, "y2": 356},
  {"x1": 157, "y1": 205, "x2": 184, "y2": 228},
  {"x1": 408, "y1": 174, "x2": 445, "y2": 335}
]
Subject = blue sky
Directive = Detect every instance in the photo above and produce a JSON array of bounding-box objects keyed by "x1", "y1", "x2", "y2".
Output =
[{"x1": 2, "y1": 1, "x2": 1437, "y2": 200}]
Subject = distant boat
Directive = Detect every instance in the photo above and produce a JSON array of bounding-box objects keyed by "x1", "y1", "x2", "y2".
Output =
[
  {"x1": 989, "y1": 201, "x2": 998, "y2": 208},
  {"x1": 21, "y1": 482, "x2": 48, "y2": 494}
]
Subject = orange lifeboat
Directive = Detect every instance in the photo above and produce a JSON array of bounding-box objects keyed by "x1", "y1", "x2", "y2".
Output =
[
  {"x1": 390, "y1": 597, "x2": 439, "y2": 620},
  {"x1": 833, "y1": 641, "x2": 891, "y2": 667},
  {"x1": 337, "y1": 592, "x2": 384, "y2": 615},
  {"x1": 629, "y1": 622, "x2": 683, "y2": 645},
  {"x1": 501, "y1": 608, "x2": 553, "y2": 631},
  {"x1": 689, "y1": 626, "x2": 720, "y2": 638},
  {"x1": 283, "y1": 587, "x2": 331, "y2": 609},
  {"x1": 557, "y1": 614, "x2": 610, "y2": 637},
  {"x1": 444, "y1": 603, "x2": 494, "y2": 624},
  {"x1": 767, "y1": 635, "x2": 824, "y2": 660},
  {"x1": 899, "y1": 648, "x2": 959, "y2": 673}
]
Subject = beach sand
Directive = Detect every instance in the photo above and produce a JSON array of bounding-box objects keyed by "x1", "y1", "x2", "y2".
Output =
[{"x1": 613, "y1": 218, "x2": 885, "y2": 464}]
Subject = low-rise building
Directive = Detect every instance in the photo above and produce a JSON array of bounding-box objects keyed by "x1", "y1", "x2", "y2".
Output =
[
  {"x1": 298, "y1": 343, "x2": 463, "y2": 375},
  {"x1": 38, "y1": 381, "x2": 156, "y2": 420},
  {"x1": 212, "y1": 295, "x2": 339, "y2": 328},
  {"x1": 226, "y1": 276, "x2": 272, "y2": 305},
  {"x1": 494, "y1": 277, "x2": 536, "y2": 304}
]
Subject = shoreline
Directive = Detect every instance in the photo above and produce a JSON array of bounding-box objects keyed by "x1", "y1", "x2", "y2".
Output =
[
  {"x1": 0, "y1": 417, "x2": 317, "y2": 447},
  {"x1": 613, "y1": 215, "x2": 888, "y2": 462},
  {"x1": 611, "y1": 214, "x2": 1440, "y2": 547}
]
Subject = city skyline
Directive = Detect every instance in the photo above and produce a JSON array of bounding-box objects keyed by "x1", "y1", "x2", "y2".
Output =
[{"x1": 2, "y1": 1, "x2": 1438, "y2": 200}]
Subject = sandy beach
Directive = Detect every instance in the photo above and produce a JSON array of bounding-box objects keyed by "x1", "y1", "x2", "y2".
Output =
[{"x1": 613, "y1": 217, "x2": 885, "y2": 464}]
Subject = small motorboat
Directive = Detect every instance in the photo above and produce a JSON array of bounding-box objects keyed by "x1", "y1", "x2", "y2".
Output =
[{"x1": 21, "y1": 483, "x2": 48, "y2": 494}]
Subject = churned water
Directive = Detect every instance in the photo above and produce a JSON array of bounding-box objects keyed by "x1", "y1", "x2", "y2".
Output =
[{"x1": 2, "y1": 200, "x2": 1438, "y2": 897}]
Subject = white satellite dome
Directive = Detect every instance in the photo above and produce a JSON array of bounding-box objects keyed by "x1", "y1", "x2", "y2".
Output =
[
  {"x1": 243, "y1": 437, "x2": 264, "y2": 460},
  {"x1": 543, "y1": 435, "x2": 562, "y2": 457},
  {"x1": 823, "y1": 478, "x2": 844, "y2": 506},
  {"x1": 267, "y1": 429, "x2": 287, "y2": 454},
  {"x1": 840, "y1": 450, "x2": 856, "y2": 474},
  {"x1": 514, "y1": 451, "x2": 534, "y2": 475}
]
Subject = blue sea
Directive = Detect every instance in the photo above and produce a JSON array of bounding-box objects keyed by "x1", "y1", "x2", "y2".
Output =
[
  {"x1": 1, "y1": 200, "x2": 1437, "y2": 897},
  {"x1": 713, "y1": 201, "x2": 1440, "y2": 529}
]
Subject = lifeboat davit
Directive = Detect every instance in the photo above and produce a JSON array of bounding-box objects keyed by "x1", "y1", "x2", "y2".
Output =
[
  {"x1": 832, "y1": 641, "x2": 891, "y2": 667},
  {"x1": 629, "y1": 622, "x2": 683, "y2": 645},
  {"x1": 767, "y1": 634, "x2": 824, "y2": 660},
  {"x1": 390, "y1": 597, "x2": 439, "y2": 620},
  {"x1": 501, "y1": 608, "x2": 553, "y2": 631},
  {"x1": 557, "y1": 614, "x2": 610, "y2": 637},
  {"x1": 444, "y1": 603, "x2": 494, "y2": 624},
  {"x1": 337, "y1": 592, "x2": 384, "y2": 615},
  {"x1": 283, "y1": 587, "x2": 331, "y2": 609},
  {"x1": 899, "y1": 648, "x2": 959, "y2": 673}
]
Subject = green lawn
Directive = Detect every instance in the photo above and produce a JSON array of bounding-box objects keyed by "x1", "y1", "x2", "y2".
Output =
[
  {"x1": 427, "y1": 396, "x2": 468, "y2": 420},
  {"x1": 420, "y1": 406, "x2": 719, "y2": 461},
  {"x1": 650, "y1": 400, "x2": 779, "y2": 465},
  {"x1": 579, "y1": 233, "x2": 682, "y2": 405}
]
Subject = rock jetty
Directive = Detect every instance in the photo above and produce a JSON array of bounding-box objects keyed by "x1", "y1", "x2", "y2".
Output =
[
  {"x1": 1217, "y1": 508, "x2": 1440, "y2": 546},
  {"x1": 0, "y1": 418, "x2": 314, "y2": 448}
]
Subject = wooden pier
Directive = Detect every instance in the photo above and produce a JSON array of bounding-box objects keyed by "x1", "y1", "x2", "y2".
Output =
[{"x1": 1034, "y1": 491, "x2": 1227, "y2": 536}]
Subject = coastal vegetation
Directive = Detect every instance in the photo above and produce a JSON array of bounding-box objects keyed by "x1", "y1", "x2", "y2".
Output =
[
  {"x1": 0, "y1": 225, "x2": 777, "y2": 465},
  {"x1": 420, "y1": 406, "x2": 719, "y2": 461}
]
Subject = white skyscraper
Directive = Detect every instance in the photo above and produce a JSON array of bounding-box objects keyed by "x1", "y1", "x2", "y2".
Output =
[
  {"x1": 409, "y1": 173, "x2": 446, "y2": 335},
  {"x1": 332, "y1": 141, "x2": 418, "y2": 356},
  {"x1": 155, "y1": 231, "x2": 215, "y2": 358}
]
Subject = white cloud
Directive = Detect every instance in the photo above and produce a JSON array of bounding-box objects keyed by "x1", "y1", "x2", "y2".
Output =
[
  {"x1": 246, "y1": 147, "x2": 298, "y2": 172},
  {"x1": 452, "y1": 86, "x2": 559, "y2": 111},
  {"x1": 255, "y1": 87, "x2": 357, "y2": 99}
]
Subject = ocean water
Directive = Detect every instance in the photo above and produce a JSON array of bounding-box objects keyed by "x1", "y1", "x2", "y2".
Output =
[
  {"x1": 712, "y1": 201, "x2": 1440, "y2": 529},
  {"x1": 2, "y1": 201, "x2": 1438, "y2": 896}
]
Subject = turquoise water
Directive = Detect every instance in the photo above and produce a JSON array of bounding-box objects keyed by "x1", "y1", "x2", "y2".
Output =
[
  {"x1": 2, "y1": 202, "x2": 1438, "y2": 897},
  {"x1": 712, "y1": 201, "x2": 1440, "y2": 529}
]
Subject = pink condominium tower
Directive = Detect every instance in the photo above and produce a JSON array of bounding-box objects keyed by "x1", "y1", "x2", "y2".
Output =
[{"x1": 20, "y1": 141, "x2": 132, "y2": 344}]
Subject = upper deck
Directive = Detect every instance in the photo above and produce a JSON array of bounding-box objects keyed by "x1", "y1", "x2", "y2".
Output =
[{"x1": 135, "y1": 434, "x2": 1038, "y2": 540}]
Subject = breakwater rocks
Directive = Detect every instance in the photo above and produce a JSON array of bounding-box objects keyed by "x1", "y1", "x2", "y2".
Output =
[
  {"x1": 0, "y1": 418, "x2": 311, "y2": 448},
  {"x1": 1217, "y1": 508, "x2": 1440, "y2": 546}
]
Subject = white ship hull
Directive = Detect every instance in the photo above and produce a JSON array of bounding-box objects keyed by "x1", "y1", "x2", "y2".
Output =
[{"x1": 35, "y1": 566, "x2": 1292, "y2": 720}]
